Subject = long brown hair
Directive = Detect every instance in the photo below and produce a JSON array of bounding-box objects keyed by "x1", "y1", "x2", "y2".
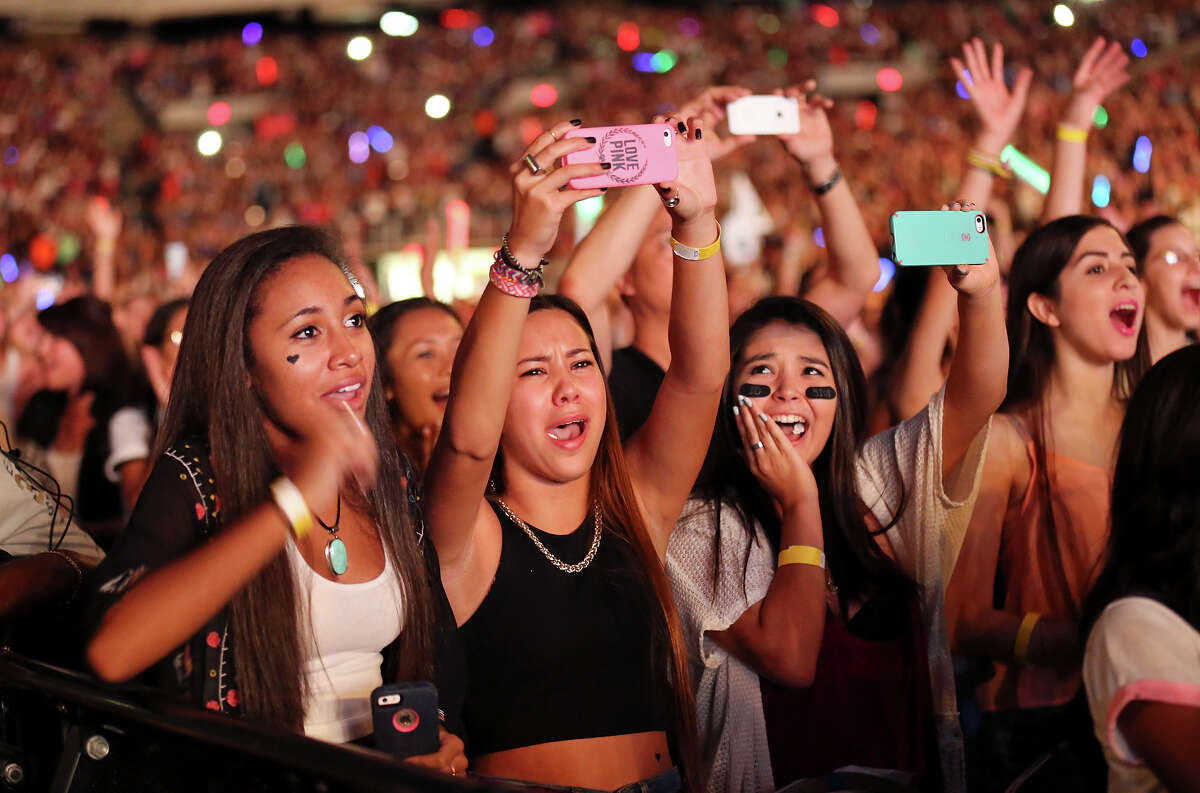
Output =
[
  {"x1": 1002, "y1": 216, "x2": 1150, "y2": 619},
  {"x1": 488, "y1": 294, "x2": 701, "y2": 791},
  {"x1": 156, "y1": 226, "x2": 434, "y2": 730}
]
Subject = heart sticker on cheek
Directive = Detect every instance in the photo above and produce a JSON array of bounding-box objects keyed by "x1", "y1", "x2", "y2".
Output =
[{"x1": 287, "y1": 354, "x2": 299, "y2": 365}]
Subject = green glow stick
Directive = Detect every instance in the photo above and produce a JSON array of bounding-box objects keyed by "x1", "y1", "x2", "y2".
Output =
[{"x1": 1001, "y1": 145, "x2": 1050, "y2": 195}]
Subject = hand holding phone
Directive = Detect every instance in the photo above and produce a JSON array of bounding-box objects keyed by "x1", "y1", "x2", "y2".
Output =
[
  {"x1": 371, "y1": 682, "x2": 440, "y2": 760},
  {"x1": 890, "y1": 210, "x2": 990, "y2": 268},
  {"x1": 561, "y1": 124, "x2": 679, "y2": 189},
  {"x1": 726, "y1": 95, "x2": 802, "y2": 136}
]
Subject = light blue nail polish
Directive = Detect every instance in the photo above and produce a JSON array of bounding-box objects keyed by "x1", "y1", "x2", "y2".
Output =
[
  {"x1": 759, "y1": 412, "x2": 769, "y2": 423},
  {"x1": 732, "y1": 405, "x2": 740, "y2": 417}
]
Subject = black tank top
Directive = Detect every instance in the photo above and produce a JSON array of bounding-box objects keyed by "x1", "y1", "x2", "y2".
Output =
[{"x1": 458, "y1": 501, "x2": 669, "y2": 755}]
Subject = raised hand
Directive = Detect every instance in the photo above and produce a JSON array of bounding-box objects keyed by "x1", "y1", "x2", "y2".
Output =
[
  {"x1": 940, "y1": 201, "x2": 1001, "y2": 299},
  {"x1": 85, "y1": 196, "x2": 122, "y2": 241},
  {"x1": 950, "y1": 39, "x2": 1033, "y2": 149},
  {"x1": 1063, "y1": 37, "x2": 1130, "y2": 130},
  {"x1": 678, "y1": 85, "x2": 755, "y2": 161},
  {"x1": 653, "y1": 113, "x2": 717, "y2": 225},
  {"x1": 775, "y1": 80, "x2": 836, "y2": 170},
  {"x1": 734, "y1": 394, "x2": 819, "y2": 512},
  {"x1": 505, "y1": 120, "x2": 606, "y2": 265}
]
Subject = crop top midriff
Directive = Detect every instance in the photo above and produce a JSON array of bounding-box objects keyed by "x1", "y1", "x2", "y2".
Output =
[{"x1": 458, "y1": 501, "x2": 670, "y2": 755}]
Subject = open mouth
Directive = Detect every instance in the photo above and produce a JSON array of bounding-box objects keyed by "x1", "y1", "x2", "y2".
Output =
[
  {"x1": 771, "y1": 414, "x2": 808, "y2": 438},
  {"x1": 432, "y1": 389, "x2": 450, "y2": 405},
  {"x1": 1182, "y1": 286, "x2": 1200, "y2": 313},
  {"x1": 325, "y1": 381, "x2": 363, "y2": 398},
  {"x1": 547, "y1": 418, "x2": 587, "y2": 443},
  {"x1": 1108, "y1": 301, "x2": 1139, "y2": 336}
]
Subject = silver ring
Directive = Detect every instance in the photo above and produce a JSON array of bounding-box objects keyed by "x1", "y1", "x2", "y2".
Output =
[
  {"x1": 663, "y1": 194, "x2": 681, "y2": 209},
  {"x1": 751, "y1": 441, "x2": 764, "y2": 451},
  {"x1": 522, "y1": 153, "x2": 545, "y2": 175}
]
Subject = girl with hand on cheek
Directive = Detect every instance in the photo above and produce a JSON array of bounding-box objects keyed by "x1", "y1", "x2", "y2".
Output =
[
  {"x1": 86, "y1": 227, "x2": 466, "y2": 775},
  {"x1": 668, "y1": 203, "x2": 1007, "y2": 793},
  {"x1": 947, "y1": 216, "x2": 1149, "y2": 793},
  {"x1": 425, "y1": 115, "x2": 728, "y2": 793}
]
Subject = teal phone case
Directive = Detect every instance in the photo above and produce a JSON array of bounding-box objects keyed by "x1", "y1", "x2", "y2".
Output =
[{"x1": 890, "y1": 211, "x2": 989, "y2": 267}]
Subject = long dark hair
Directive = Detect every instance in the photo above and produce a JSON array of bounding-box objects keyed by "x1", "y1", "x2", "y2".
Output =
[
  {"x1": 694, "y1": 297, "x2": 916, "y2": 617},
  {"x1": 1081, "y1": 344, "x2": 1200, "y2": 635},
  {"x1": 487, "y1": 294, "x2": 701, "y2": 792},
  {"x1": 1002, "y1": 216, "x2": 1150, "y2": 619},
  {"x1": 157, "y1": 226, "x2": 434, "y2": 730}
]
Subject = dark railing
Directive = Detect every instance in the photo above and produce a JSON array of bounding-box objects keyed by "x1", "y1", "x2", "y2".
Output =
[{"x1": 0, "y1": 648, "x2": 495, "y2": 793}]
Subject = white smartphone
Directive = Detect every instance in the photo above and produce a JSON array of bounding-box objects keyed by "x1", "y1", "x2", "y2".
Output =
[{"x1": 726, "y1": 96, "x2": 801, "y2": 136}]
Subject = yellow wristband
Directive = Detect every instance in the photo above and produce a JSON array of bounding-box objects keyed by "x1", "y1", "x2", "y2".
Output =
[
  {"x1": 670, "y1": 222, "x2": 722, "y2": 261},
  {"x1": 1013, "y1": 612, "x2": 1042, "y2": 665},
  {"x1": 967, "y1": 150, "x2": 1010, "y2": 178},
  {"x1": 1056, "y1": 125, "x2": 1088, "y2": 143},
  {"x1": 778, "y1": 544, "x2": 826, "y2": 570},
  {"x1": 270, "y1": 477, "x2": 313, "y2": 540}
]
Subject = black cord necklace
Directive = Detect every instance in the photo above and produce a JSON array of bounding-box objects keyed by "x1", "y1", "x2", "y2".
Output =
[{"x1": 316, "y1": 494, "x2": 347, "y2": 576}]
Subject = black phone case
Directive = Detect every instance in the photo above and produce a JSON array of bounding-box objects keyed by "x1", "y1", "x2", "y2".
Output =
[{"x1": 370, "y1": 681, "x2": 440, "y2": 760}]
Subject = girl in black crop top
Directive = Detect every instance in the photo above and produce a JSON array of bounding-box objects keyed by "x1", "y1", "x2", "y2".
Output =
[{"x1": 423, "y1": 115, "x2": 729, "y2": 792}]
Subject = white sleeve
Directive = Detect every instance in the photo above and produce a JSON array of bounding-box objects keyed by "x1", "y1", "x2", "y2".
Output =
[
  {"x1": 855, "y1": 384, "x2": 990, "y2": 579},
  {"x1": 667, "y1": 499, "x2": 773, "y2": 669},
  {"x1": 0, "y1": 456, "x2": 103, "y2": 563},
  {"x1": 1084, "y1": 597, "x2": 1200, "y2": 766},
  {"x1": 104, "y1": 406, "x2": 153, "y2": 483}
]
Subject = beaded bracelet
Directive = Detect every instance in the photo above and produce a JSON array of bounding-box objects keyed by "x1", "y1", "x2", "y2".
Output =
[
  {"x1": 500, "y1": 234, "x2": 548, "y2": 287},
  {"x1": 811, "y1": 168, "x2": 843, "y2": 196},
  {"x1": 490, "y1": 257, "x2": 539, "y2": 298}
]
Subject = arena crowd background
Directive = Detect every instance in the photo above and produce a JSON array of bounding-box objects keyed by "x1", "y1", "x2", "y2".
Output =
[{"x1": 1, "y1": 0, "x2": 1198, "y2": 330}]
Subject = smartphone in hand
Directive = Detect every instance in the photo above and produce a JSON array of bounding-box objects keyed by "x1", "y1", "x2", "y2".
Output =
[
  {"x1": 561, "y1": 124, "x2": 679, "y2": 189},
  {"x1": 371, "y1": 681, "x2": 440, "y2": 760},
  {"x1": 726, "y1": 96, "x2": 801, "y2": 136},
  {"x1": 890, "y1": 211, "x2": 990, "y2": 267}
]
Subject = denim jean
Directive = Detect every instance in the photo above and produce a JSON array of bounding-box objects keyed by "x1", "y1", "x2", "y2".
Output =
[{"x1": 474, "y1": 767, "x2": 680, "y2": 793}]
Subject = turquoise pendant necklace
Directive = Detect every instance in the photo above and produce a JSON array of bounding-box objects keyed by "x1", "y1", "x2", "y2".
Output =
[{"x1": 317, "y1": 494, "x2": 348, "y2": 576}]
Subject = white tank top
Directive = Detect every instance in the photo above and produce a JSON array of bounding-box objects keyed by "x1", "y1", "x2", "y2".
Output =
[{"x1": 286, "y1": 539, "x2": 405, "y2": 743}]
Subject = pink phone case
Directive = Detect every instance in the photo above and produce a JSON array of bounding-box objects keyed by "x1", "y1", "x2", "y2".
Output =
[{"x1": 561, "y1": 124, "x2": 679, "y2": 189}]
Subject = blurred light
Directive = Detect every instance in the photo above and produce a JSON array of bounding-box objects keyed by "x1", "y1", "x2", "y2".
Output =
[
  {"x1": 0, "y1": 254, "x2": 17, "y2": 283},
  {"x1": 207, "y1": 101, "x2": 231, "y2": 126},
  {"x1": 679, "y1": 18, "x2": 700, "y2": 37},
  {"x1": 473, "y1": 109, "x2": 497, "y2": 136},
  {"x1": 368, "y1": 126, "x2": 394, "y2": 153},
  {"x1": 2, "y1": 147, "x2": 17, "y2": 165},
  {"x1": 284, "y1": 141, "x2": 306, "y2": 169},
  {"x1": 256, "y1": 56, "x2": 278, "y2": 85},
  {"x1": 574, "y1": 195, "x2": 605, "y2": 241},
  {"x1": 525, "y1": 11, "x2": 552, "y2": 37},
  {"x1": 813, "y1": 227, "x2": 825, "y2": 248},
  {"x1": 242, "y1": 22, "x2": 263, "y2": 46},
  {"x1": 855, "y1": 100, "x2": 878, "y2": 130},
  {"x1": 348, "y1": 131, "x2": 370, "y2": 163},
  {"x1": 30, "y1": 235, "x2": 56, "y2": 270},
  {"x1": 244, "y1": 205, "x2": 266, "y2": 227},
  {"x1": 873, "y1": 258, "x2": 895, "y2": 292},
  {"x1": 956, "y1": 69, "x2": 973, "y2": 100},
  {"x1": 387, "y1": 159, "x2": 409, "y2": 180},
  {"x1": 57, "y1": 233, "x2": 81, "y2": 264},
  {"x1": 860, "y1": 24, "x2": 881, "y2": 45},
  {"x1": 446, "y1": 200, "x2": 470, "y2": 250},
  {"x1": 632, "y1": 52, "x2": 656, "y2": 73},
  {"x1": 876, "y1": 67, "x2": 903, "y2": 92},
  {"x1": 1132, "y1": 135, "x2": 1153, "y2": 173},
  {"x1": 652, "y1": 49, "x2": 678, "y2": 73},
  {"x1": 519, "y1": 117, "x2": 543, "y2": 145},
  {"x1": 1093, "y1": 105, "x2": 1108, "y2": 128},
  {"x1": 530, "y1": 83, "x2": 558, "y2": 108},
  {"x1": 347, "y1": 36, "x2": 373, "y2": 61},
  {"x1": 380, "y1": 11, "x2": 418, "y2": 37},
  {"x1": 758, "y1": 14, "x2": 781, "y2": 34},
  {"x1": 225, "y1": 157, "x2": 246, "y2": 178},
  {"x1": 35, "y1": 288, "x2": 55, "y2": 311},
  {"x1": 473, "y1": 26, "x2": 495, "y2": 46},
  {"x1": 1091, "y1": 174, "x2": 1111, "y2": 207},
  {"x1": 440, "y1": 9, "x2": 473, "y2": 29},
  {"x1": 811, "y1": 4, "x2": 839, "y2": 27},
  {"x1": 617, "y1": 21, "x2": 639, "y2": 51},
  {"x1": 425, "y1": 94, "x2": 451, "y2": 119},
  {"x1": 197, "y1": 130, "x2": 222, "y2": 156},
  {"x1": 768, "y1": 48, "x2": 788, "y2": 69},
  {"x1": 1053, "y1": 4, "x2": 1075, "y2": 27},
  {"x1": 1130, "y1": 38, "x2": 1148, "y2": 58},
  {"x1": 1001, "y1": 145, "x2": 1051, "y2": 194}
]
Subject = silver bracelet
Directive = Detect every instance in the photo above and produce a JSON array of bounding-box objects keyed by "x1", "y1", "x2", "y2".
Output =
[{"x1": 46, "y1": 550, "x2": 83, "y2": 603}]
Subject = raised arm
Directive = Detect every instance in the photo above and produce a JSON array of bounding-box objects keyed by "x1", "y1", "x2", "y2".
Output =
[
  {"x1": 1042, "y1": 37, "x2": 1129, "y2": 223},
  {"x1": 625, "y1": 115, "x2": 729, "y2": 557},
  {"x1": 892, "y1": 41, "x2": 1030, "y2": 421},
  {"x1": 779, "y1": 81, "x2": 879, "y2": 326},
  {"x1": 85, "y1": 197, "x2": 121, "y2": 303},
  {"x1": 424, "y1": 122, "x2": 604, "y2": 567},
  {"x1": 939, "y1": 205, "x2": 1007, "y2": 478}
]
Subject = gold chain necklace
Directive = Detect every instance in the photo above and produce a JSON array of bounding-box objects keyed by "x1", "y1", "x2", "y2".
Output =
[{"x1": 494, "y1": 498, "x2": 602, "y2": 574}]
